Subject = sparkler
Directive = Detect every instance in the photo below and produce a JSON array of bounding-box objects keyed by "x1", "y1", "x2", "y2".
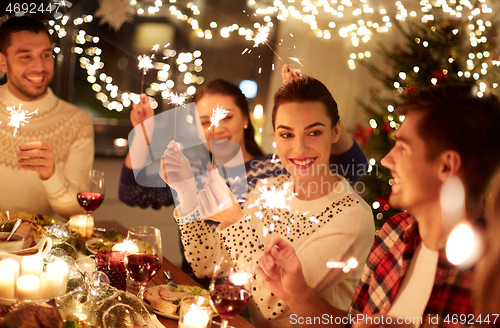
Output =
[
  {"x1": 209, "y1": 104, "x2": 229, "y2": 167},
  {"x1": 137, "y1": 55, "x2": 154, "y2": 93},
  {"x1": 168, "y1": 92, "x2": 189, "y2": 141},
  {"x1": 288, "y1": 57, "x2": 303, "y2": 66},
  {"x1": 168, "y1": 92, "x2": 188, "y2": 107},
  {"x1": 5, "y1": 104, "x2": 38, "y2": 137},
  {"x1": 250, "y1": 26, "x2": 283, "y2": 63},
  {"x1": 326, "y1": 257, "x2": 358, "y2": 273},
  {"x1": 254, "y1": 180, "x2": 293, "y2": 211}
]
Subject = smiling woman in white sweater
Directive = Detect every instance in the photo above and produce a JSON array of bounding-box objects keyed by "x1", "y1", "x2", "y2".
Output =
[{"x1": 161, "y1": 76, "x2": 374, "y2": 328}]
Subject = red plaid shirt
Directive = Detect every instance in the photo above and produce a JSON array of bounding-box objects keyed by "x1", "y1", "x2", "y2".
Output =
[{"x1": 350, "y1": 212, "x2": 476, "y2": 326}]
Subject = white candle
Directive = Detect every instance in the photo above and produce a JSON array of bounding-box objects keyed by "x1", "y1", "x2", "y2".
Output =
[
  {"x1": 40, "y1": 272, "x2": 64, "y2": 299},
  {"x1": 0, "y1": 259, "x2": 19, "y2": 281},
  {"x1": 0, "y1": 268, "x2": 15, "y2": 299},
  {"x1": 46, "y1": 261, "x2": 68, "y2": 294},
  {"x1": 21, "y1": 255, "x2": 43, "y2": 277},
  {"x1": 17, "y1": 275, "x2": 40, "y2": 300},
  {"x1": 179, "y1": 306, "x2": 211, "y2": 328},
  {"x1": 68, "y1": 215, "x2": 94, "y2": 238},
  {"x1": 112, "y1": 240, "x2": 139, "y2": 253}
]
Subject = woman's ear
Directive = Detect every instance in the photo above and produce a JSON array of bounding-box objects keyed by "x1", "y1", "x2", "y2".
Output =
[{"x1": 331, "y1": 121, "x2": 341, "y2": 144}]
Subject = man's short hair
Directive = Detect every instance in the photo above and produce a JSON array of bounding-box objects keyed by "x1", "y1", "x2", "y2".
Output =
[
  {"x1": 0, "y1": 16, "x2": 51, "y2": 54},
  {"x1": 397, "y1": 84, "x2": 500, "y2": 200}
]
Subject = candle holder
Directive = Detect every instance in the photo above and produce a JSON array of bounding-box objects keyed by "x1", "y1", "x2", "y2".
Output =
[
  {"x1": 178, "y1": 296, "x2": 213, "y2": 328},
  {"x1": 68, "y1": 215, "x2": 95, "y2": 238}
]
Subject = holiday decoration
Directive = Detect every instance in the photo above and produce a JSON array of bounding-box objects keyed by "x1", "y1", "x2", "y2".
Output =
[
  {"x1": 94, "y1": 0, "x2": 134, "y2": 32},
  {"x1": 354, "y1": 5, "x2": 500, "y2": 229}
]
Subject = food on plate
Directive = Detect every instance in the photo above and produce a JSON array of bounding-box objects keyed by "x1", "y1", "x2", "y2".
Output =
[
  {"x1": 158, "y1": 288, "x2": 191, "y2": 301},
  {"x1": 0, "y1": 213, "x2": 50, "y2": 249},
  {"x1": 150, "y1": 299, "x2": 177, "y2": 316},
  {"x1": 143, "y1": 284, "x2": 212, "y2": 317},
  {"x1": 0, "y1": 300, "x2": 63, "y2": 328},
  {"x1": 86, "y1": 230, "x2": 124, "y2": 254}
]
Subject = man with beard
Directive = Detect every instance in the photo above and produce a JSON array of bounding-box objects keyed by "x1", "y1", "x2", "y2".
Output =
[
  {"x1": 257, "y1": 84, "x2": 500, "y2": 327},
  {"x1": 0, "y1": 16, "x2": 93, "y2": 218}
]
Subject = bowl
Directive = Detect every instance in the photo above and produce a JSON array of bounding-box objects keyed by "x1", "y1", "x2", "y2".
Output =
[{"x1": 0, "y1": 233, "x2": 24, "y2": 252}]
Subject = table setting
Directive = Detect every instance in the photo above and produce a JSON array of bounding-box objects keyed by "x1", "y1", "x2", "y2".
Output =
[{"x1": 0, "y1": 171, "x2": 254, "y2": 328}]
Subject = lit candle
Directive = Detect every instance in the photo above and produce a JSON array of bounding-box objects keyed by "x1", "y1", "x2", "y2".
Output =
[
  {"x1": 112, "y1": 240, "x2": 139, "y2": 253},
  {"x1": 40, "y1": 272, "x2": 64, "y2": 299},
  {"x1": 68, "y1": 215, "x2": 94, "y2": 238},
  {"x1": 0, "y1": 259, "x2": 19, "y2": 281},
  {"x1": 21, "y1": 255, "x2": 43, "y2": 277},
  {"x1": 46, "y1": 260, "x2": 68, "y2": 294},
  {"x1": 16, "y1": 275, "x2": 40, "y2": 300},
  {"x1": 179, "y1": 305, "x2": 211, "y2": 328},
  {"x1": 0, "y1": 268, "x2": 15, "y2": 299}
]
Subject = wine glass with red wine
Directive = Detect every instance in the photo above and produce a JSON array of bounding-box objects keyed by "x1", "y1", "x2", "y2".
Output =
[
  {"x1": 124, "y1": 226, "x2": 163, "y2": 299},
  {"x1": 209, "y1": 255, "x2": 253, "y2": 328},
  {"x1": 77, "y1": 170, "x2": 105, "y2": 233}
]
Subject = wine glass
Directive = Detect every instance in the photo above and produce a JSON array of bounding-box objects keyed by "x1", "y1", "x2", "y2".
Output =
[
  {"x1": 77, "y1": 170, "x2": 105, "y2": 233},
  {"x1": 124, "y1": 226, "x2": 163, "y2": 299},
  {"x1": 209, "y1": 255, "x2": 253, "y2": 328}
]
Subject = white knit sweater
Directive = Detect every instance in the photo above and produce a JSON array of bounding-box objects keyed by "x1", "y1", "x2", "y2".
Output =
[
  {"x1": 0, "y1": 85, "x2": 94, "y2": 218},
  {"x1": 176, "y1": 175, "x2": 375, "y2": 328}
]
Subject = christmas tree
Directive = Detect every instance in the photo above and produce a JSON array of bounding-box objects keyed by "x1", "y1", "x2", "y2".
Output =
[{"x1": 354, "y1": 3, "x2": 500, "y2": 230}]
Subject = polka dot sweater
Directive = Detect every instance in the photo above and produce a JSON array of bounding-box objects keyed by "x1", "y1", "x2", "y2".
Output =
[{"x1": 175, "y1": 175, "x2": 375, "y2": 328}]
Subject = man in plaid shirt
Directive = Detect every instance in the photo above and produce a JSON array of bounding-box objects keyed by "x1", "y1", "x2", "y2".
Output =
[{"x1": 257, "y1": 84, "x2": 500, "y2": 327}]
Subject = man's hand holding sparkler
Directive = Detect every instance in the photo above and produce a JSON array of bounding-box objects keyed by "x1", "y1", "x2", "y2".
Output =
[
  {"x1": 198, "y1": 164, "x2": 240, "y2": 229},
  {"x1": 159, "y1": 140, "x2": 197, "y2": 216},
  {"x1": 17, "y1": 141, "x2": 56, "y2": 180}
]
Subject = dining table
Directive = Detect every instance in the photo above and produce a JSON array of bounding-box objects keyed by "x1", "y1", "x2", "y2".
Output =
[{"x1": 96, "y1": 220, "x2": 255, "y2": 328}]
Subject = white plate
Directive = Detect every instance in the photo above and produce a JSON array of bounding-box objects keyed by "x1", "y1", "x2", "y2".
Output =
[
  {"x1": 142, "y1": 284, "x2": 214, "y2": 319},
  {"x1": 85, "y1": 237, "x2": 106, "y2": 255}
]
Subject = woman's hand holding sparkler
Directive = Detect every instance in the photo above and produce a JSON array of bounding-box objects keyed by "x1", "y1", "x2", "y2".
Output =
[
  {"x1": 198, "y1": 163, "x2": 241, "y2": 228},
  {"x1": 282, "y1": 63, "x2": 304, "y2": 84},
  {"x1": 17, "y1": 141, "x2": 56, "y2": 180},
  {"x1": 131, "y1": 94, "x2": 155, "y2": 128},
  {"x1": 159, "y1": 140, "x2": 197, "y2": 216},
  {"x1": 257, "y1": 234, "x2": 309, "y2": 303}
]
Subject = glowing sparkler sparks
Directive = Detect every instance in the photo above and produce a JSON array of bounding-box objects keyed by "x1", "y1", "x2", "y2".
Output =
[
  {"x1": 327, "y1": 257, "x2": 358, "y2": 273},
  {"x1": 137, "y1": 55, "x2": 154, "y2": 73},
  {"x1": 288, "y1": 57, "x2": 303, "y2": 66},
  {"x1": 168, "y1": 92, "x2": 188, "y2": 107},
  {"x1": 152, "y1": 44, "x2": 160, "y2": 52},
  {"x1": 253, "y1": 27, "x2": 270, "y2": 48},
  {"x1": 209, "y1": 104, "x2": 229, "y2": 130},
  {"x1": 138, "y1": 55, "x2": 154, "y2": 93},
  {"x1": 254, "y1": 180, "x2": 293, "y2": 211},
  {"x1": 5, "y1": 104, "x2": 38, "y2": 137}
]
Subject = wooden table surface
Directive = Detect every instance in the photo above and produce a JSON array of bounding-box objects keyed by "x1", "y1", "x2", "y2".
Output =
[{"x1": 97, "y1": 221, "x2": 255, "y2": 328}]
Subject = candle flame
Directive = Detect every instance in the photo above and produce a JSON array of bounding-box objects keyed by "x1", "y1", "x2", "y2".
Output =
[
  {"x1": 6, "y1": 104, "x2": 38, "y2": 137},
  {"x1": 137, "y1": 55, "x2": 154, "y2": 73},
  {"x1": 209, "y1": 104, "x2": 229, "y2": 129}
]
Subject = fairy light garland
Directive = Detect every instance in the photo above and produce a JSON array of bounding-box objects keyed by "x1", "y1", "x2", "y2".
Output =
[
  {"x1": 45, "y1": 12, "x2": 204, "y2": 112},
  {"x1": 42, "y1": 0, "x2": 500, "y2": 109}
]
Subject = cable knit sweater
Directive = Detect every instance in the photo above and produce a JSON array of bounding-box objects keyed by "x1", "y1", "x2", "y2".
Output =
[
  {"x1": 176, "y1": 175, "x2": 375, "y2": 328},
  {"x1": 0, "y1": 85, "x2": 94, "y2": 218}
]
